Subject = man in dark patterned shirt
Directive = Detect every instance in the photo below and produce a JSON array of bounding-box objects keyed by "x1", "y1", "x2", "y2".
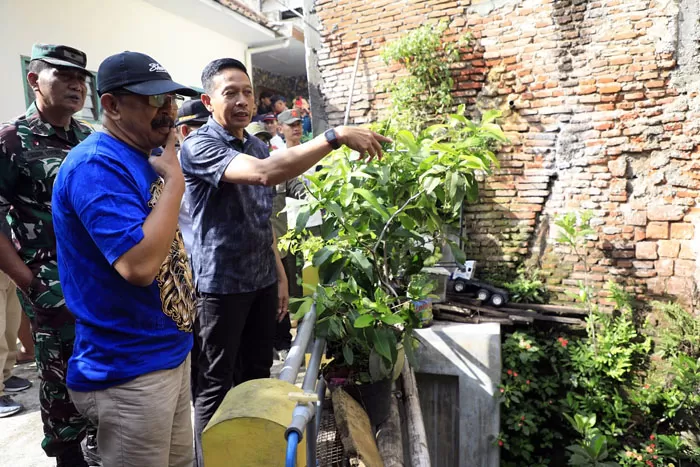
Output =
[
  {"x1": 0, "y1": 44, "x2": 93, "y2": 466},
  {"x1": 181, "y1": 58, "x2": 391, "y2": 467}
]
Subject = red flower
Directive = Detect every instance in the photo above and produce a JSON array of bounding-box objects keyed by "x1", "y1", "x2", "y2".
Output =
[
  {"x1": 507, "y1": 369, "x2": 513, "y2": 376},
  {"x1": 521, "y1": 416, "x2": 525, "y2": 421},
  {"x1": 646, "y1": 445, "x2": 654, "y2": 454},
  {"x1": 649, "y1": 434, "x2": 655, "y2": 440},
  {"x1": 513, "y1": 372, "x2": 519, "y2": 377},
  {"x1": 653, "y1": 455, "x2": 658, "y2": 460},
  {"x1": 500, "y1": 388, "x2": 505, "y2": 393},
  {"x1": 644, "y1": 384, "x2": 650, "y2": 389},
  {"x1": 526, "y1": 380, "x2": 530, "y2": 385},
  {"x1": 560, "y1": 339, "x2": 568, "y2": 347},
  {"x1": 498, "y1": 440, "x2": 504, "y2": 447},
  {"x1": 646, "y1": 461, "x2": 653, "y2": 466}
]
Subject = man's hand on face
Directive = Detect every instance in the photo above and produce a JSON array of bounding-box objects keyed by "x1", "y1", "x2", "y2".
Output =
[
  {"x1": 334, "y1": 127, "x2": 393, "y2": 162},
  {"x1": 148, "y1": 129, "x2": 183, "y2": 185}
]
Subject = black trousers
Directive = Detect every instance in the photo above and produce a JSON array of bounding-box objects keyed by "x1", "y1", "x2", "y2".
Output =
[{"x1": 192, "y1": 284, "x2": 277, "y2": 467}]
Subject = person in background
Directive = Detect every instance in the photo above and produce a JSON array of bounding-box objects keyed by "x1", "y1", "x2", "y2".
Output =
[
  {"x1": 52, "y1": 51, "x2": 198, "y2": 467},
  {"x1": 246, "y1": 121, "x2": 273, "y2": 148},
  {"x1": 181, "y1": 57, "x2": 390, "y2": 467},
  {"x1": 0, "y1": 43, "x2": 94, "y2": 466},
  {"x1": 294, "y1": 96, "x2": 313, "y2": 136},
  {"x1": 175, "y1": 99, "x2": 211, "y2": 257},
  {"x1": 270, "y1": 95, "x2": 288, "y2": 115},
  {"x1": 0, "y1": 218, "x2": 27, "y2": 418},
  {"x1": 262, "y1": 113, "x2": 286, "y2": 150},
  {"x1": 256, "y1": 90, "x2": 273, "y2": 115}
]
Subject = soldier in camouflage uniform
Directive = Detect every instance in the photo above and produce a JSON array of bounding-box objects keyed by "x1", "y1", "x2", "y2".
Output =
[{"x1": 0, "y1": 44, "x2": 93, "y2": 466}]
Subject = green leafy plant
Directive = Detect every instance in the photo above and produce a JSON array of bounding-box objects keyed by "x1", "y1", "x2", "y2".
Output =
[
  {"x1": 503, "y1": 268, "x2": 550, "y2": 304},
  {"x1": 381, "y1": 21, "x2": 469, "y2": 132},
  {"x1": 284, "y1": 110, "x2": 506, "y2": 383},
  {"x1": 498, "y1": 211, "x2": 700, "y2": 467}
]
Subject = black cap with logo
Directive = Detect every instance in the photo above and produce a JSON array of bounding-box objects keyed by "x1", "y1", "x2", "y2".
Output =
[
  {"x1": 97, "y1": 51, "x2": 198, "y2": 97},
  {"x1": 176, "y1": 100, "x2": 211, "y2": 126}
]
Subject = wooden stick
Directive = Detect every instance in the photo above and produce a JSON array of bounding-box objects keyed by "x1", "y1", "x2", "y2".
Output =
[
  {"x1": 502, "y1": 302, "x2": 587, "y2": 316},
  {"x1": 400, "y1": 358, "x2": 431, "y2": 467},
  {"x1": 376, "y1": 385, "x2": 404, "y2": 467}
]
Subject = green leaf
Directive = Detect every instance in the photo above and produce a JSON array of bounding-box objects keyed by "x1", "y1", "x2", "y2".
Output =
[
  {"x1": 372, "y1": 329, "x2": 393, "y2": 362},
  {"x1": 422, "y1": 176, "x2": 441, "y2": 195},
  {"x1": 340, "y1": 183, "x2": 354, "y2": 207},
  {"x1": 369, "y1": 349, "x2": 393, "y2": 381},
  {"x1": 295, "y1": 205, "x2": 311, "y2": 232},
  {"x1": 342, "y1": 344, "x2": 354, "y2": 365},
  {"x1": 481, "y1": 109, "x2": 501, "y2": 124},
  {"x1": 380, "y1": 314, "x2": 404, "y2": 326},
  {"x1": 448, "y1": 172, "x2": 459, "y2": 199},
  {"x1": 354, "y1": 314, "x2": 374, "y2": 328},
  {"x1": 319, "y1": 258, "x2": 346, "y2": 284},
  {"x1": 447, "y1": 241, "x2": 466, "y2": 263},
  {"x1": 350, "y1": 250, "x2": 374, "y2": 281},
  {"x1": 325, "y1": 201, "x2": 344, "y2": 221},
  {"x1": 355, "y1": 188, "x2": 390, "y2": 220},
  {"x1": 312, "y1": 246, "x2": 336, "y2": 267},
  {"x1": 291, "y1": 298, "x2": 313, "y2": 320}
]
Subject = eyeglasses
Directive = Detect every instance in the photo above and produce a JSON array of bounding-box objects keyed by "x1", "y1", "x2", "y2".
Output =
[{"x1": 111, "y1": 89, "x2": 179, "y2": 108}]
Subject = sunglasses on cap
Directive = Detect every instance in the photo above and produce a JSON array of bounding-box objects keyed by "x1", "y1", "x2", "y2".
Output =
[{"x1": 110, "y1": 89, "x2": 180, "y2": 108}]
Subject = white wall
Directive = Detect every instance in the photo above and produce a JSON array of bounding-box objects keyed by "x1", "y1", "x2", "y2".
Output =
[{"x1": 0, "y1": 0, "x2": 249, "y2": 121}]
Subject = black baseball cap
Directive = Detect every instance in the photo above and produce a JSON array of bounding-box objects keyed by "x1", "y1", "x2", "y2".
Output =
[
  {"x1": 97, "y1": 51, "x2": 198, "y2": 97},
  {"x1": 176, "y1": 100, "x2": 210, "y2": 126}
]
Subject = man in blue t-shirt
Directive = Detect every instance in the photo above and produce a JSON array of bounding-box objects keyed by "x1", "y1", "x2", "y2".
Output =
[{"x1": 52, "y1": 51, "x2": 198, "y2": 467}]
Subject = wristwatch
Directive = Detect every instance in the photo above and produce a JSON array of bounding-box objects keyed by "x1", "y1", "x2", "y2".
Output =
[{"x1": 324, "y1": 128, "x2": 341, "y2": 150}]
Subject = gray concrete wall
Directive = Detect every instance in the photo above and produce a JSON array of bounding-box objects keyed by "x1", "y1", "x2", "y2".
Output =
[{"x1": 413, "y1": 322, "x2": 501, "y2": 467}]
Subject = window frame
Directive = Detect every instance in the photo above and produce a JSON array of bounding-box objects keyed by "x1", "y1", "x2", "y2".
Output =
[{"x1": 19, "y1": 55, "x2": 101, "y2": 125}]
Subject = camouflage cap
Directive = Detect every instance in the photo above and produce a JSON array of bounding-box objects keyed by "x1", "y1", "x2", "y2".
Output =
[{"x1": 30, "y1": 43, "x2": 88, "y2": 72}]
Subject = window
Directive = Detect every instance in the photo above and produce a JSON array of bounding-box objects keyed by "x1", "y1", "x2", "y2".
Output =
[{"x1": 20, "y1": 55, "x2": 101, "y2": 123}]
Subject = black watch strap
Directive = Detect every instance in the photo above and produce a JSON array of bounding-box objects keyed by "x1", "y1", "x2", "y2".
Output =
[{"x1": 324, "y1": 128, "x2": 341, "y2": 150}]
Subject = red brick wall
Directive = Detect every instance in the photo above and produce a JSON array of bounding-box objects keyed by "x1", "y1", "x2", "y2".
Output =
[{"x1": 312, "y1": 0, "x2": 700, "y2": 303}]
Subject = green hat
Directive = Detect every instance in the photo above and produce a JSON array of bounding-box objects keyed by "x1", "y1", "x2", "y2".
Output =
[
  {"x1": 30, "y1": 43, "x2": 88, "y2": 72},
  {"x1": 246, "y1": 122, "x2": 272, "y2": 139}
]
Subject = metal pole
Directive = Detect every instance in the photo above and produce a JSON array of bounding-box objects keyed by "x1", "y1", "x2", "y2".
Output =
[
  {"x1": 343, "y1": 43, "x2": 362, "y2": 126},
  {"x1": 279, "y1": 304, "x2": 317, "y2": 385}
]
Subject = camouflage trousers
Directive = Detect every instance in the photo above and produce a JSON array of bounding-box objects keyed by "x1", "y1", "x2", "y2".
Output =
[{"x1": 25, "y1": 303, "x2": 88, "y2": 457}]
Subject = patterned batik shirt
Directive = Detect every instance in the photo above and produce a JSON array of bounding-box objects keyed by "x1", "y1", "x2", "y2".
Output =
[{"x1": 0, "y1": 102, "x2": 92, "y2": 308}]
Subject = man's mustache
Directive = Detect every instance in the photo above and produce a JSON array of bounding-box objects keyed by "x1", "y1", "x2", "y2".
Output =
[{"x1": 151, "y1": 116, "x2": 175, "y2": 129}]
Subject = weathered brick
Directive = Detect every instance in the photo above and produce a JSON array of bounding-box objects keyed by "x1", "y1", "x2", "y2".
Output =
[
  {"x1": 670, "y1": 223, "x2": 694, "y2": 240},
  {"x1": 679, "y1": 241, "x2": 696, "y2": 259},
  {"x1": 667, "y1": 276, "x2": 692, "y2": 296},
  {"x1": 635, "y1": 242, "x2": 658, "y2": 260},
  {"x1": 647, "y1": 205, "x2": 686, "y2": 221},
  {"x1": 655, "y1": 258, "x2": 674, "y2": 277},
  {"x1": 658, "y1": 240, "x2": 681, "y2": 258},
  {"x1": 674, "y1": 259, "x2": 696, "y2": 277},
  {"x1": 646, "y1": 222, "x2": 669, "y2": 239}
]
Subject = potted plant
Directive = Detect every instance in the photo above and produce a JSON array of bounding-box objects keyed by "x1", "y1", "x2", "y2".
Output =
[{"x1": 283, "y1": 108, "x2": 506, "y2": 425}]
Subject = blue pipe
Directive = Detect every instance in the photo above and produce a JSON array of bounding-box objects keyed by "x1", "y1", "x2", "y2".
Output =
[{"x1": 286, "y1": 431, "x2": 300, "y2": 467}]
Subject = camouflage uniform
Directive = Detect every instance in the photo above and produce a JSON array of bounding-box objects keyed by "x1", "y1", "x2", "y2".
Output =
[{"x1": 0, "y1": 101, "x2": 92, "y2": 456}]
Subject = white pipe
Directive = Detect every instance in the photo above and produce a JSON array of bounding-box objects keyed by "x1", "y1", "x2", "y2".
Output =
[
  {"x1": 343, "y1": 44, "x2": 362, "y2": 126},
  {"x1": 278, "y1": 303, "x2": 316, "y2": 384}
]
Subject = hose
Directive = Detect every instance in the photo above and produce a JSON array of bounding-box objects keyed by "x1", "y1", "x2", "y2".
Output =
[{"x1": 285, "y1": 431, "x2": 299, "y2": 467}]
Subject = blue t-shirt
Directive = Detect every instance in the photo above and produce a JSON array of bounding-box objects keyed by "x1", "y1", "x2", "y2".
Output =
[{"x1": 52, "y1": 132, "x2": 192, "y2": 392}]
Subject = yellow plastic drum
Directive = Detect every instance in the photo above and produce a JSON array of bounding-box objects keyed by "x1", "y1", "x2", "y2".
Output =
[{"x1": 202, "y1": 379, "x2": 307, "y2": 467}]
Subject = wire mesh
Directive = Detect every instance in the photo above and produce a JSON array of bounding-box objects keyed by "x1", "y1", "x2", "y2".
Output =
[{"x1": 316, "y1": 401, "x2": 347, "y2": 467}]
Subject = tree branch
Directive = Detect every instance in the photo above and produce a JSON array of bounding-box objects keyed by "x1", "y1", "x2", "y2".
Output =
[{"x1": 373, "y1": 190, "x2": 425, "y2": 255}]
